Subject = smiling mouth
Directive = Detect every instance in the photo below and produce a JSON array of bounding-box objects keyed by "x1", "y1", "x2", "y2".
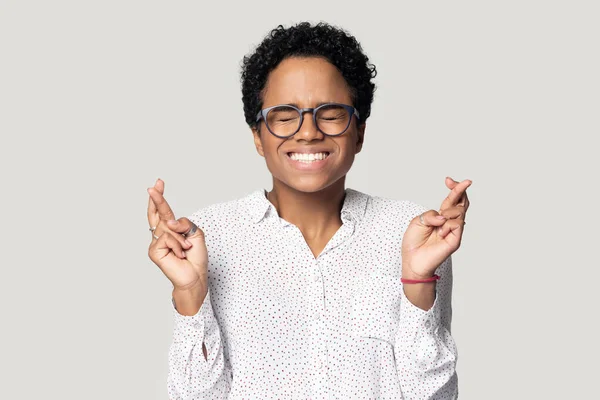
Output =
[{"x1": 286, "y1": 152, "x2": 331, "y2": 163}]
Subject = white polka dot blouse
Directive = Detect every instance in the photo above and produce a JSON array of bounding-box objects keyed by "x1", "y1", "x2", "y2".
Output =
[{"x1": 167, "y1": 188, "x2": 458, "y2": 399}]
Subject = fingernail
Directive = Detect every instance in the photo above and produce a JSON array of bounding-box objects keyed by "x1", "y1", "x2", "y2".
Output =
[
  {"x1": 184, "y1": 239, "x2": 192, "y2": 246},
  {"x1": 181, "y1": 250, "x2": 186, "y2": 258},
  {"x1": 436, "y1": 215, "x2": 446, "y2": 219}
]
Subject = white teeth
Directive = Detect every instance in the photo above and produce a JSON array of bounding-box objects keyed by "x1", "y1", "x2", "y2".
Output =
[{"x1": 289, "y1": 152, "x2": 329, "y2": 162}]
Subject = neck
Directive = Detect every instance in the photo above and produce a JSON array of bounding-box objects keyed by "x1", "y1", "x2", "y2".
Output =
[{"x1": 267, "y1": 177, "x2": 346, "y2": 240}]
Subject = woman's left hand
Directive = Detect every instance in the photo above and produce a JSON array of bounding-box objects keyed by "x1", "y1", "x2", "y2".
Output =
[{"x1": 401, "y1": 177, "x2": 472, "y2": 279}]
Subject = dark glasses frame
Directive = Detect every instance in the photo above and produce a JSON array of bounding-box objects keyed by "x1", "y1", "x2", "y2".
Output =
[{"x1": 255, "y1": 102, "x2": 361, "y2": 138}]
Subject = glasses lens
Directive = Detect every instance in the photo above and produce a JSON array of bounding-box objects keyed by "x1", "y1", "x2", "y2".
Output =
[
  {"x1": 266, "y1": 106, "x2": 301, "y2": 137},
  {"x1": 316, "y1": 104, "x2": 351, "y2": 135}
]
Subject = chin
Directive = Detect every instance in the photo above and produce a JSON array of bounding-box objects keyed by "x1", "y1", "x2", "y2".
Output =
[{"x1": 282, "y1": 175, "x2": 344, "y2": 194}]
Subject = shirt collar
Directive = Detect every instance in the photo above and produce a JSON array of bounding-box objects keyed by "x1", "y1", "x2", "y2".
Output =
[{"x1": 245, "y1": 188, "x2": 369, "y2": 225}]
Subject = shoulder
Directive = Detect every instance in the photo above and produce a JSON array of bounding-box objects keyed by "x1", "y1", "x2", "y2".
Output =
[
  {"x1": 186, "y1": 190, "x2": 260, "y2": 233},
  {"x1": 365, "y1": 191, "x2": 429, "y2": 227},
  {"x1": 365, "y1": 192, "x2": 453, "y2": 273}
]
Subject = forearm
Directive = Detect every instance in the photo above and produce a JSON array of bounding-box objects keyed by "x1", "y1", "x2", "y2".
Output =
[
  {"x1": 401, "y1": 270, "x2": 436, "y2": 311},
  {"x1": 172, "y1": 284, "x2": 209, "y2": 360},
  {"x1": 395, "y1": 257, "x2": 458, "y2": 399},
  {"x1": 169, "y1": 287, "x2": 232, "y2": 398},
  {"x1": 172, "y1": 283, "x2": 208, "y2": 316}
]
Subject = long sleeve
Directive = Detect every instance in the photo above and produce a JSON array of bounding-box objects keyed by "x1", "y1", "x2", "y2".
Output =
[
  {"x1": 167, "y1": 287, "x2": 232, "y2": 399},
  {"x1": 394, "y1": 255, "x2": 458, "y2": 399}
]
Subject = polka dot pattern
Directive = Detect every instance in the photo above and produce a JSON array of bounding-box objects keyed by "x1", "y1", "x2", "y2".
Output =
[{"x1": 167, "y1": 188, "x2": 458, "y2": 399}]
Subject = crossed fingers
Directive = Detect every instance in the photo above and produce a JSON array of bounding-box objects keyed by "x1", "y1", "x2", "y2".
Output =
[
  {"x1": 440, "y1": 179, "x2": 471, "y2": 220},
  {"x1": 147, "y1": 179, "x2": 176, "y2": 227},
  {"x1": 146, "y1": 179, "x2": 192, "y2": 255}
]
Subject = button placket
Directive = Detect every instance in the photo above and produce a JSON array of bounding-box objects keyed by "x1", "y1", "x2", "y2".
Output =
[
  {"x1": 311, "y1": 257, "x2": 329, "y2": 392},
  {"x1": 289, "y1": 224, "x2": 333, "y2": 392},
  {"x1": 313, "y1": 265, "x2": 324, "y2": 321},
  {"x1": 313, "y1": 258, "x2": 325, "y2": 320}
]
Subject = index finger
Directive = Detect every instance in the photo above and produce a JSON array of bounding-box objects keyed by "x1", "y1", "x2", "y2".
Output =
[
  {"x1": 147, "y1": 186, "x2": 176, "y2": 221},
  {"x1": 147, "y1": 194, "x2": 157, "y2": 222},
  {"x1": 441, "y1": 179, "x2": 472, "y2": 209},
  {"x1": 147, "y1": 179, "x2": 160, "y2": 225}
]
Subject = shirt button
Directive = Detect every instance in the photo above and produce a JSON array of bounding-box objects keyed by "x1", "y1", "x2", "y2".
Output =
[
  {"x1": 424, "y1": 320, "x2": 431, "y2": 328},
  {"x1": 194, "y1": 322, "x2": 202, "y2": 330},
  {"x1": 315, "y1": 359, "x2": 322, "y2": 369},
  {"x1": 314, "y1": 273, "x2": 320, "y2": 282},
  {"x1": 315, "y1": 312, "x2": 321, "y2": 320}
]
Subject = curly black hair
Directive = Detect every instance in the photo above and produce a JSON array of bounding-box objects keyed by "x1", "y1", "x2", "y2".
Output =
[{"x1": 241, "y1": 21, "x2": 377, "y2": 130}]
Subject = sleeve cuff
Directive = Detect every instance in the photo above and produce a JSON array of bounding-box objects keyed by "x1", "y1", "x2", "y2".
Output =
[
  {"x1": 399, "y1": 283, "x2": 441, "y2": 335},
  {"x1": 172, "y1": 288, "x2": 217, "y2": 341}
]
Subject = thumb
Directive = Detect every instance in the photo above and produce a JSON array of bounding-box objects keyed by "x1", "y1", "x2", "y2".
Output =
[
  {"x1": 416, "y1": 210, "x2": 447, "y2": 228},
  {"x1": 445, "y1": 176, "x2": 459, "y2": 190},
  {"x1": 183, "y1": 223, "x2": 208, "y2": 269}
]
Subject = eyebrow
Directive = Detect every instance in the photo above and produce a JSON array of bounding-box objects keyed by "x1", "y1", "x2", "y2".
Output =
[{"x1": 284, "y1": 102, "x2": 336, "y2": 108}]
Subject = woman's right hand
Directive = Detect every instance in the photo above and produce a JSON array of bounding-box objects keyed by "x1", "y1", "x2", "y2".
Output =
[{"x1": 147, "y1": 179, "x2": 208, "y2": 298}]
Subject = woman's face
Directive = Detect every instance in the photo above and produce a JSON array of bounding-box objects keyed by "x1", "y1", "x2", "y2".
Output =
[{"x1": 252, "y1": 56, "x2": 365, "y2": 193}]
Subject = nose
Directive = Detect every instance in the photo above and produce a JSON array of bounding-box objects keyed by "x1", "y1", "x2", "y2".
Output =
[{"x1": 294, "y1": 111, "x2": 324, "y2": 141}]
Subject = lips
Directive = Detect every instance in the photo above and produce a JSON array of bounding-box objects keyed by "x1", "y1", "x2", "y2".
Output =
[
  {"x1": 287, "y1": 151, "x2": 329, "y2": 161},
  {"x1": 286, "y1": 150, "x2": 331, "y2": 155},
  {"x1": 284, "y1": 150, "x2": 331, "y2": 170}
]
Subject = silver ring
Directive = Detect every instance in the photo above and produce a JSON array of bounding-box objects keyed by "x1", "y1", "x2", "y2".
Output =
[
  {"x1": 183, "y1": 222, "x2": 198, "y2": 237},
  {"x1": 149, "y1": 226, "x2": 159, "y2": 240}
]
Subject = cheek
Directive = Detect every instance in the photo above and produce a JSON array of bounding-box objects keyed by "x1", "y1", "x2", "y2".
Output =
[
  {"x1": 338, "y1": 136, "x2": 359, "y2": 158},
  {"x1": 261, "y1": 137, "x2": 285, "y2": 165}
]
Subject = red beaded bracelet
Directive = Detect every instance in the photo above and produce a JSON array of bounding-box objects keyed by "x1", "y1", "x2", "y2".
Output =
[{"x1": 401, "y1": 274, "x2": 440, "y2": 284}]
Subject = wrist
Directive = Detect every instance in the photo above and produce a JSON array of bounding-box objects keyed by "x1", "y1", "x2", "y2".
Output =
[
  {"x1": 172, "y1": 282, "x2": 208, "y2": 316},
  {"x1": 401, "y1": 274, "x2": 439, "y2": 285},
  {"x1": 401, "y1": 266, "x2": 435, "y2": 281},
  {"x1": 402, "y1": 282, "x2": 436, "y2": 310}
]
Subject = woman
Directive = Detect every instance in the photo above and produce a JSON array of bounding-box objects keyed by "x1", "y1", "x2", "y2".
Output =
[{"x1": 147, "y1": 22, "x2": 471, "y2": 399}]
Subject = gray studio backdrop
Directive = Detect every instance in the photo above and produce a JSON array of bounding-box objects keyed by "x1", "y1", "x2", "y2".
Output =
[{"x1": 1, "y1": 1, "x2": 598, "y2": 399}]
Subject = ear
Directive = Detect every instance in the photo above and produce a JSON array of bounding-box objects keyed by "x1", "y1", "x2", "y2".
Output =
[
  {"x1": 252, "y1": 126, "x2": 265, "y2": 157},
  {"x1": 355, "y1": 123, "x2": 366, "y2": 154}
]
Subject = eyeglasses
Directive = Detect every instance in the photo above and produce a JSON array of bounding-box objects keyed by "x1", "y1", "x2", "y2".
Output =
[{"x1": 255, "y1": 103, "x2": 360, "y2": 138}]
